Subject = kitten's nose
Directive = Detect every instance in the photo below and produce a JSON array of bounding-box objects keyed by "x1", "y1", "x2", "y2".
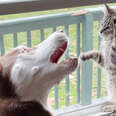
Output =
[{"x1": 100, "y1": 29, "x2": 103, "y2": 34}]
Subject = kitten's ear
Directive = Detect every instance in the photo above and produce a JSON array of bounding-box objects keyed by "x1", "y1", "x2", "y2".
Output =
[{"x1": 104, "y1": 4, "x2": 114, "y2": 15}]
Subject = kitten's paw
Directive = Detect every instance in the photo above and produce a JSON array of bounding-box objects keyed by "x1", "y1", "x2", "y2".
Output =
[
  {"x1": 102, "y1": 105, "x2": 116, "y2": 112},
  {"x1": 79, "y1": 53, "x2": 88, "y2": 61}
]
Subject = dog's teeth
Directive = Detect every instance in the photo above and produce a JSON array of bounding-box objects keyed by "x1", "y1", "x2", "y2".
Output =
[{"x1": 59, "y1": 48, "x2": 64, "y2": 52}]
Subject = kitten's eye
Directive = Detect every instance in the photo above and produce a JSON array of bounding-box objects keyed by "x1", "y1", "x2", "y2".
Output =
[
  {"x1": 104, "y1": 26, "x2": 109, "y2": 32},
  {"x1": 114, "y1": 19, "x2": 116, "y2": 24},
  {"x1": 100, "y1": 26, "x2": 109, "y2": 33}
]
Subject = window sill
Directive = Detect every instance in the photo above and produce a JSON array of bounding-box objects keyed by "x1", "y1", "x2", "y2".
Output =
[{"x1": 55, "y1": 97, "x2": 110, "y2": 116}]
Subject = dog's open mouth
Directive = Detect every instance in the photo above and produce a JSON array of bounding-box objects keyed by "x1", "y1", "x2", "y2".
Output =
[{"x1": 50, "y1": 42, "x2": 67, "y2": 63}]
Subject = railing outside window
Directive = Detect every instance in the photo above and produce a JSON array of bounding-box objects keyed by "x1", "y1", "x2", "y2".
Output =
[{"x1": 0, "y1": 7, "x2": 107, "y2": 111}]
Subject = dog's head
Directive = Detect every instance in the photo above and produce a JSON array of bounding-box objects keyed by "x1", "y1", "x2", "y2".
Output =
[{"x1": 0, "y1": 30, "x2": 77, "y2": 102}]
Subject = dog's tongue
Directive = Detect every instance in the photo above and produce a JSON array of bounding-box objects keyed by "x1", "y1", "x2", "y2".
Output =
[{"x1": 50, "y1": 42, "x2": 67, "y2": 63}]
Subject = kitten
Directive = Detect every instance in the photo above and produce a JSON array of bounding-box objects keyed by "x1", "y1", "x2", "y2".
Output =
[{"x1": 80, "y1": 4, "x2": 116, "y2": 112}]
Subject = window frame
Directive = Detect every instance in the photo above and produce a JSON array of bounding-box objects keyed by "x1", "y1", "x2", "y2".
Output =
[{"x1": 0, "y1": 0, "x2": 115, "y2": 15}]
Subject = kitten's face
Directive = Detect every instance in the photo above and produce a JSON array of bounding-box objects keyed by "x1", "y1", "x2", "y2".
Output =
[{"x1": 99, "y1": 4, "x2": 116, "y2": 40}]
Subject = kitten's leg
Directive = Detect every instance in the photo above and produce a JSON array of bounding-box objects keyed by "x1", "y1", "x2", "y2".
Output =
[
  {"x1": 102, "y1": 104, "x2": 116, "y2": 112},
  {"x1": 102, "y1": 89, "x2": 116, "y2": 112},
  {"x1": 80, "y1": 51, "x2": 116, "y2": 112},
  {"x1": 79, "y1": 50, "x2": 104, "y2": 67}
]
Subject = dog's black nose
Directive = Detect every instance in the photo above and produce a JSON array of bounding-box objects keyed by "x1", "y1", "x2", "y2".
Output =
[
  {"x1": 112, "y1": 46, "x2": 116, "y2": 51},
  {"x1": 57, "y1": 30, "x2": 64, "y2": 32}
]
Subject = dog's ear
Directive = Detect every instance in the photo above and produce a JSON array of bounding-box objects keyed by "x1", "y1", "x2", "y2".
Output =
[{"x1": 0, "y1": 63, "x2": 2, "y2": 73}]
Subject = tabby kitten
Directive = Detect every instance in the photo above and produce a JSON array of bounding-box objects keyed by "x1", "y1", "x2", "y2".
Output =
[{"x1": 80, "y1": 4, "x2": 116, "y2": 112}]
